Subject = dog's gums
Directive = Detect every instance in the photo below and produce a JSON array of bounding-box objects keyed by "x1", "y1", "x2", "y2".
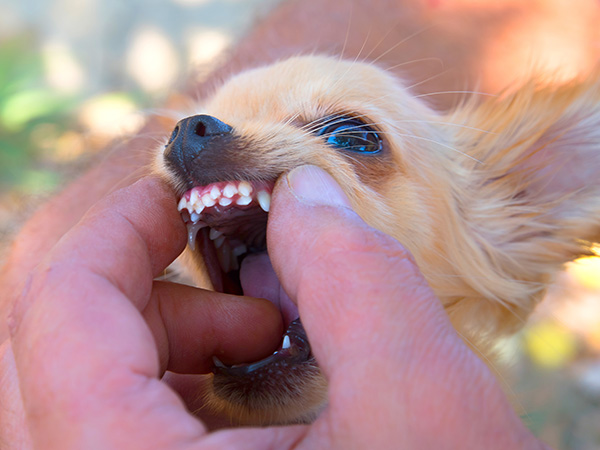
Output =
[{"x1": 155, "y1": 55, "x2": 600, "y2": 426}]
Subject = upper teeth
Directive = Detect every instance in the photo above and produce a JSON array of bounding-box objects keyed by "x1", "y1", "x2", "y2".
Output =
[{"x1": 178, "y1": 180, "x2": 271, "y2": 217}]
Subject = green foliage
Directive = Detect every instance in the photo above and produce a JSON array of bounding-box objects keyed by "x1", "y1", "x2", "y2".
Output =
[{"x1": 0, "y1": 33, "x2": 78, "y2": 195}]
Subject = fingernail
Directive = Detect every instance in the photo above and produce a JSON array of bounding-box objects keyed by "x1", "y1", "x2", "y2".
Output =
[{"x1": 287, "y1": 165, "x2": 352, "y2": 208}]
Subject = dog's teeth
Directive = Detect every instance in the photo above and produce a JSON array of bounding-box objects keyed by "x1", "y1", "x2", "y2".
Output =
[
  {"x1": 238, "y1": 181, "x2": 252, "y2": 197},
  {"x1": 216, "y1": 243, "x2": 231, "y2": 272},
  {"x1": 214, "y1": 235, "x2": 226, "y2": 248},
  {"x1": 257, "y1": 190, "x2": 271, "y2": 212},
  {"x1": 190, "y1": 212, "x2": 200, "y2": 223},
  {"x1": 177, "y1": 197, "x2": 187, "y2": 212},
  {"x1": 219, "y1": 197, "x2": 232, "y2": 206},
  {"x1": 282, "y1": 335, "x2": 291, "y2": 350},
  {"x1": 202, "y1": 194, "x2": 216, "y2": 207},
  {"x1": 194, "y1": 203, "x2": 205, "y2": 214},
  {"x1": 209, "y1": 185, "x2": 221, "y2": 200},
  {"x1": 236, "y1": 195, "x2": 252, "y2": 206},
  {"x1": 212, "y1": 356, "x2": 226, "y2": 368},
  {"x1": 186, "y1": 221, "x2": 207, "y2": 251},
  {"x1": 223, "y1": 184, "x2": 237, "y2": 198},
  {"x1": 232, "y1": 244, "x2": 247, "y2": 256},
  {"x1": 209, "y1": 228, "x2": 223, "y2": 240},
  {"x1": 190, "y1": 190, "x2": 200, "y2": 205}
]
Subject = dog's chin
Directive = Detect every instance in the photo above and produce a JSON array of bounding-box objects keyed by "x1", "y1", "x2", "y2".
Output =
[{"x1": 178, "y1": 179, "x2": 328, "y2": 425}]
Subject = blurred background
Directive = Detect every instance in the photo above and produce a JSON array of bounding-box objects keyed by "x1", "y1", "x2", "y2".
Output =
[{"x1": 0, "y1": 0, "x2": 598, "y2": 448}]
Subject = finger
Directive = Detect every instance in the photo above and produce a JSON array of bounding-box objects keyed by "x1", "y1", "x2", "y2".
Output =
[
  {"x1": 145, "y1": 281, "x2": 283, "y2": 374},
  {"x1": 267, "y1": 165, "x2": 454, "y2": 376},
  {"x1": 8, "y1": 177, "x2": 209, "y2": 448},
  {"x1": 267, "y1": 166, "x2": 530, "y2": 448}
]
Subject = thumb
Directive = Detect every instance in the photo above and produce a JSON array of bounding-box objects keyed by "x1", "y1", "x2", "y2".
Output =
[{"x1": 267, "y1": 165, "x2": 456, "y2": 381}]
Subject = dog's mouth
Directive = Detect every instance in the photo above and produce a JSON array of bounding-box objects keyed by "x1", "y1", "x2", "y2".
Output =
[{"x1": 178, "y1": 179, "x2": 312, "y2": 376}]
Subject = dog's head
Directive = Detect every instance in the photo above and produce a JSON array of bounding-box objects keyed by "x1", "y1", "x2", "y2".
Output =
[{"x1": 155, "y1": 56, "x2": 600, "y2": 425}]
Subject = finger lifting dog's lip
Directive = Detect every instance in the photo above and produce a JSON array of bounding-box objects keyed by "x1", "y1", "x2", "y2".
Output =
[{"x1": 155, "y1": 55, "x2": 600, "y2": 425}]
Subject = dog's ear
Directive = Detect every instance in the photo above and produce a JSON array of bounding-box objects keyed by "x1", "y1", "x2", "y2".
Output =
[{"x1": 442, "y1": 74, "x2": 600, "y2": 337}]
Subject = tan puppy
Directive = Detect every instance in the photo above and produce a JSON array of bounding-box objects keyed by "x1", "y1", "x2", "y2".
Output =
[{"x1": 155, "y1": 56, "x2": 600, "y2": 425}]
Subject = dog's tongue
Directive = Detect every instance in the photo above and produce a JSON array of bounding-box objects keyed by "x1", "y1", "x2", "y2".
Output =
[{"x1": 239, "y1": 253, "x2": 299, "y2": 326}]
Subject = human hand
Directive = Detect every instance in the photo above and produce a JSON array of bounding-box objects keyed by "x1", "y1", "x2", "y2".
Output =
[{"x1": 2, "y1": 168, "x2": 546, "y2": 449}]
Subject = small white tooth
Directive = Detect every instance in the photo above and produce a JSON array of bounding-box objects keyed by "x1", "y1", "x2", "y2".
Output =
[
  {"x1": 190, "y1": 212, "x2": 200, "y2": 223},
  {"x1": 209, "y1": 185, "x2": 221, "y2": 199},
  {"x1": 282, "y1": 335, "x2": 291, "y2": 350},
  {"x1": 236, "y1": 195, "x2": 252, "y2": 206},
  {"x1": 190, "y1": 190, "x2": 200, "y2": 205},
  {"x1": 209, "y1": 228, "x2": 223, "y2": 240},
  {"x1": 194, "y1": 203, "x2": 205, "y2": 214},
  {"x1": 257, "y1": 190, "x2": 271, "y2": 212},
  {"x1": 217, "y1": 244, "x2": 231, "y2": 272},
  {"x1": 223, "y1": 183, "x2": 237, "y2": 198},
  {"x1": 177, "y1": 197, "x2": 187, "y2": 211},
  {"x1": 232, "y1": 244, "x2": 247, "y2": 256},
  {"x1": 212, "y1": 356, "x2": 226, "y2": 368},
  {"x1": 238, "y1": 181, "x2": 252, "y2": 197},
  {"x1": 214, "y1": 235, "x2": 225, "y2": 248},
  {"x1": 202, "y1": 194, "x2": 216, "y2": 207},
  {"x1": 219, "y1": 197, "x2": 232, "y2": 206}
]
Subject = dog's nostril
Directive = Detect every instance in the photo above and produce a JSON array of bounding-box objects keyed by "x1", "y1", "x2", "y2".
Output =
[{"x1": 195, "y1": 122, "x2": 207, "y2": 137}]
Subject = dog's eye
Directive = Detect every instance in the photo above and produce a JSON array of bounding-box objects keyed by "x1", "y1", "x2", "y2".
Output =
[{"x1": 316, "y1": 117, "x2": 382, "y2": 154}]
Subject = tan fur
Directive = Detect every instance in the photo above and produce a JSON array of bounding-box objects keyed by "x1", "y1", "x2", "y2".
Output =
[{"x1": 154, "y1": 56, "x2": 600, "y2": 425}]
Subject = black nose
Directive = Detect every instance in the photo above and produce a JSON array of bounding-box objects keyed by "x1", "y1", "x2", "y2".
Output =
[{"x1": 163, "y1": 114, "x2": 233, "y2": 173}]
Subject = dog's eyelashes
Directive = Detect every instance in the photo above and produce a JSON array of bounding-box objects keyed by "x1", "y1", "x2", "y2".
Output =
[{"x1": 316, "y1": 116, "x2": 382, "y2": 154}]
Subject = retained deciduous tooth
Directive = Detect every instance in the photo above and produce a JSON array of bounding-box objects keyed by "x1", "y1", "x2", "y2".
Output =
[
  {"x1": 223, "y1": 184, "x2": 237, "y2": 198},
  {"x1": 219, "y1": 197, "x2": 232, "y2": 206},
  {"x1": 232, "y1": 244, "x2": 247, "y2": 256},
  {"x1": 282, "y1": 335, "x2": 291, "y2": 350},
  {"x1": 202, "y1": 194, "x2": 216, "y2": 207},
  {"x1": 190, "y1": 212, "x2": 200, "y2": 223},
  {"x1": 214, "y1": 235, "x2": 225, "y2": 248},
  {"x1": 238, "y1": 181, "x2": 252, "y2": 197},
  {"x1": 236, "y1": 196, "x2": 252, "y2": 206},
  {"x1": 209, "y1": 228, "x2": 223, "y2": 240},
  {"x1": 257, "y1": 190, "x2": 271, "y2": 212},
  {"x1": 209, "y1": 185, "x2": 221, "y2": 199},
  {"x1": 177, "y1": 197, "x2": 187, "y2": 211}
]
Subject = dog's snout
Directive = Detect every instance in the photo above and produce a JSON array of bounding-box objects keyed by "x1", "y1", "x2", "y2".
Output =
[{"x1": 164, "y1": 114, "x2": 233, "y2": 179}]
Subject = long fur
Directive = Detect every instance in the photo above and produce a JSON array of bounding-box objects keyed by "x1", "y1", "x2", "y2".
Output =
[{"x1": 155, "y1": 55, "x2": 600, "y2": 425}]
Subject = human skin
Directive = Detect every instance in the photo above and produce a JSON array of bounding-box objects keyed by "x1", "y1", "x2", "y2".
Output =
[
  {"x1": 1, "y1": 0, "x2": 597, "y2": 446},
  {"x1": 4, "y1": 166, "x2": 547, "y2": 448},
  {"x1": 2, "y1": 0, "x2": 598, "y2": 339}
]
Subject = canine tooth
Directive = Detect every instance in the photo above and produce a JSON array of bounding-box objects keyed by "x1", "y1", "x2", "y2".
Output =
[
  {"x1": 236, "y1": 195, "x2": 252, "y2": 206},
  {"x1": 194, "y1": 203, "x2": 205, "y2": 214},
  {"x1": 230, "y1": 248, "x2": 239, "y2": 271},
  {"x1": 232, "y1": 244, "x2": 247, "y2": 256},
  {"x1": 223, "y1": 184, "x2": 237, "y2": 198},
  {"x1": 214, "y1": 235, "x2": 226, "y2": 248},
  {"x1": 238, "y1": 181, "x2": 252, "y2": 197},
  {"x1": 219, "y1": 197, "x2": 232, "y2": 206},
  {"x1": 209, "y1": 228, "x2": 223, "y2": 240},
  {"x1": 212, "y1": 356, "x2": 226, "y2": 368},
  {"x1": 282, "y1": 335, "x2": 291, "y2": 350},
  {"x1": 190, "y1": 190, "x2": 200, "y2": 205},
  {"x1": 190, "y1": 212, "x2": 200, "y2": 223},
  {"x1": 209, "y1": 185, "x2": 221, "y2": 199},
  {"x1": 257, "y1": 190, "x2": 271, "y2": 212},
  {"x1": 202, "y1": 194, "x2": 216, "y2": 207},
  {"x1": 177, "y1": 197, "x2": 187, "y2": 211},
  {"x1": 186, "y1": 221, "x2": 207, "y2": 251}
]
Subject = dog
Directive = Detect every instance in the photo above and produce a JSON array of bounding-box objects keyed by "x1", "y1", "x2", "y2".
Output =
[{"x1": 154, "y1": 55, "x2": 600, "y2": 425}]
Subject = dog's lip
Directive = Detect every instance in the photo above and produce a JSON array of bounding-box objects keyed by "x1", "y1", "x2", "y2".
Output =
[{"x1": 176, "y1": 178, "x2": 312, "y2": 373}]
